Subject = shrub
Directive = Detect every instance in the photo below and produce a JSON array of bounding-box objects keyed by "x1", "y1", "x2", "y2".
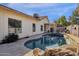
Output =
[{"x1": 2, "y1": 33, "x2": 19, "y2": 44}]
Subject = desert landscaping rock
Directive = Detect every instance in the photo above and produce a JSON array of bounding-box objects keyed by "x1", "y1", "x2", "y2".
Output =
[{"x1": 32, "y1": 44, "x2": 79, "y2": 56}]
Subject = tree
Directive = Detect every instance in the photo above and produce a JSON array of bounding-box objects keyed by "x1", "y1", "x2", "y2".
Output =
[
  {"x1": 56, "y1": 18, "x2": 61, "y2": 24},
  {"x1": 70, "y1": 15, "x2": 77, "y2": 24},
  {"x1": 56, "y1": 16, "x2": 68, "y2": 26},
  {"x1": 70, "y1": 6, "x2": 78, "y2": 24}
]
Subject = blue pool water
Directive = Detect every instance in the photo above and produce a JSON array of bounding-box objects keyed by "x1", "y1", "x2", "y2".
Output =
[{"x1": 24, "y1": 34, "x2": 66, "y2": 50}]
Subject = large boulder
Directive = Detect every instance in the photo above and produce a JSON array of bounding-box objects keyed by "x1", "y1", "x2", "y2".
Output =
[
  {"x1": 33, "y1": 48, "x2": 41, "y2": 56},
  {"x1": 33, "y1": 44, "x2": 79, "y2": 56}
]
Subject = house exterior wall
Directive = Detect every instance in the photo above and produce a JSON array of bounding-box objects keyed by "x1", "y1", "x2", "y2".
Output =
[
  {"x1": 72, "y1": 25, "x2": 79, "y2": 37},
  {"x1": 0, "y1": 6, "x2": 49, "y2": 41},
  {"x1": 0, "y1": 9, "x2": 5, "y2": 41},
  {"x1": 67, "y1": 25, "x2": 79, "y2": 37},
  {"x1": 37, "y1": 18, "x2": 49, "y2": 33}
]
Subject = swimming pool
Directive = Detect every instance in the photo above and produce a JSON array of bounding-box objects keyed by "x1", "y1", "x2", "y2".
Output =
[{"x1": 24, "y1": 33, "x2": 66, "y2": 50}]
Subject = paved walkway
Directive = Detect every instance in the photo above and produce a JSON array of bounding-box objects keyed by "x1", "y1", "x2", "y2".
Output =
[
  {"x1": 0, "y1": 34, "x2": 43, "y2": 56},
  {"x1": 65, "y1": 34, "x2": 79, "y2": 44}
]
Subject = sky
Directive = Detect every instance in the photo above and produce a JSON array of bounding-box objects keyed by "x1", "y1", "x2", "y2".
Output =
[{"x1": 1, "y1": 3, "x2": 78, "y2": 22}]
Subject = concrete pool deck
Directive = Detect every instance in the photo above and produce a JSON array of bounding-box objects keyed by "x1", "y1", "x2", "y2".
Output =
[
  {"x1": 64, "y1": 33, "x2": 79, "y2": 44},
  {"x1": 0, "y1": 33, "x2": 78, "y2": 56},
  {"x1": 0, "y1": 34, "x2": 43, "y2": 56}
]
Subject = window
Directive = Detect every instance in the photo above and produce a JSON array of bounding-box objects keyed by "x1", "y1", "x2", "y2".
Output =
[
  {"x1": 8, "y1": 18, "x2": 22, "y2": 34},
  {"x1": 41, "y1": 25, "x2": 43, "y2": 31},
  {"x1": 32, "y1": 23, "x2": 36, "y2": 32}
]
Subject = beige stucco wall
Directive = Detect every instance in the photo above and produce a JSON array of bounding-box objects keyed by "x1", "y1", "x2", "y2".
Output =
[
  {"x1": 37, "y1": 18, "x2": 49, "y2": 33},
  {"x1": 67, "y1": 25, "x2": 79, "y2": 37},
  {"x1": 0, "y1": 6, "x2": 49, "y2": 40},
  {"x1": 0, "y1": 9, "x2": 4, "y2": 41},
  {"x1": 71, "y1": 25, "x2": 79, "y2": 37}
]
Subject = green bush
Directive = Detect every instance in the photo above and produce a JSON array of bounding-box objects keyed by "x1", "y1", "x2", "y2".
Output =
[{"x1": 1, "y1": 33, "x2": 19, "y2": 44}]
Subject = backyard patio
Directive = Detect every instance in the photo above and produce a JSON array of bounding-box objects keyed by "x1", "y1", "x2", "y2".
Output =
[{"x1": 0, "y1": 34, "x2": 43, "y2": 56}]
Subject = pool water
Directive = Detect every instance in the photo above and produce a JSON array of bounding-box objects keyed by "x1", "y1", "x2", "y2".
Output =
[{"x1": 24, "y1": 35, "x2": 66, "y2": 50}]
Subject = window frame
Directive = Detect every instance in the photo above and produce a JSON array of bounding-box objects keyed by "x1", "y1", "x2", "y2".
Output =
[{"x1": 8, "y1": 18, "x2": 22, "y2": 34}]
